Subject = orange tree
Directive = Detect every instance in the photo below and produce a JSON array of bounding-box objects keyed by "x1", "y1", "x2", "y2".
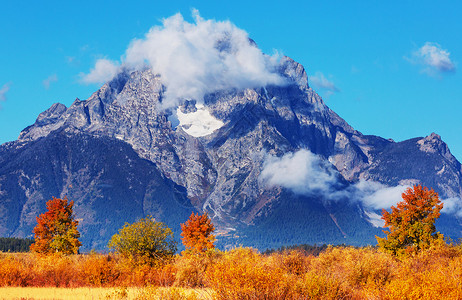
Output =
[
  {"x1": 181, "y1": 212, "x2": 215, "y2": 253},
  {"x1": 30, "y1": 196, "x2": 81, "y2": 254},
  {"x1": 376, "y1": 185, "x2": 444, "y2": 256}
]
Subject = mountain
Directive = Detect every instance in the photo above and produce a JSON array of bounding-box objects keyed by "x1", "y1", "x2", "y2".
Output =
[{"x1": 1, "y1": 56, "x2": 461, "y2": 251}]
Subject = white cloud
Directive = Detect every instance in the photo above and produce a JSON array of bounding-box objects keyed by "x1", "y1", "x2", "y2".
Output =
[
  {"x1": 410, "y1": 42, "x2": 456, "y2": 75},
  {"x1": 0, "y1": 83, "x2": 11, "y2": 108},
  {"x1": 259, "y1": 149, "x2": 409, "y2": 210},
  {"x1": 308, "y1": 72, "x2": 340, "y2": 94},
  {"x1": 259, "y1": 149, "x2": 338, "y2": 195},
  {"x1": 43, "y1": 74, "x2": 58, "y2": 89},
  {"x1": 81, "y1": 10, "x2": 284, "y2": 109},
  {"x1": 259, "y1": 148, "x2": 462, "y2": 224},
  {"x1": 441, "y1": 197, "x2": 462, "y2": 217},
  {"x1": 353, "y1": 180, "x2": 409, "y2": 210},
  {"x1": 80, "y1": 58, "x2": 120, "y2": 84}
]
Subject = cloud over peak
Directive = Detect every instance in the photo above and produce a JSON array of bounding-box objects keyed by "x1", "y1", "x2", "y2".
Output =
[
  {"x1": 410, "y1": 42, "x2": 456, "y2": 75},
  {"x1": 81, "y1": 10, "x2": 284, "y2": 109},
  {"x1": 80, "y1": 58, "x2": 120, "y2": 85}
]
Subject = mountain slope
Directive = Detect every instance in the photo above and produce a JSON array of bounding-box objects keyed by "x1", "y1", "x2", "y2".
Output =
[
  {"x1": 0, "y1": 129, "x2": 195, "y2": 250},
  {"x1": 1, "y1": 56, "x2": 461, "y2": 250}
]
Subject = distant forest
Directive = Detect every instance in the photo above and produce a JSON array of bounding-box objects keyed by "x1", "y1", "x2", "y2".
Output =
[
  {"x1": 0, "y1": 237, "x2": 34, "y2": 252},
  {"x1": 263, "y1": 244, "x2": 329, "y2": 256}
]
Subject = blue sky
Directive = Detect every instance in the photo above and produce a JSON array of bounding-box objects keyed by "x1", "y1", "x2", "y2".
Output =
[{"x1": 1, "y1": 1, "x2": 461, "y2": 161}]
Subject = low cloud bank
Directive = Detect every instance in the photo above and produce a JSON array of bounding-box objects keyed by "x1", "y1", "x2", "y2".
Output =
[
  {"x1": 260, "y1": 148, "x2": 462, "y2": 219},
  {"x1": 260, "y1": 149, "x2": 338, "y2": 195},
  {"x1": 260, "y1": 149, "x2": 408, "y2": 211},
  {"x1": 81, "y1": 10, "x2": 284, "y2": 109}
]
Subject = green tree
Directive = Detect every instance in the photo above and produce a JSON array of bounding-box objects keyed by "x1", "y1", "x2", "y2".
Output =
[
  {"x1": 30, "y1": 196, "x2": 81, "y2": 254},
  {"x1": 376, "y1": 185, "x2": 444, "y2": 256},
  {"x1": 108, "y1": 216, "x2": 177, "y2": 265}
]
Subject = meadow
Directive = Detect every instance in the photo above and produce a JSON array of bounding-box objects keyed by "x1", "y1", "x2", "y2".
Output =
[{"x1": 1, "y1": 243, "x2": 462, "y2": 299}]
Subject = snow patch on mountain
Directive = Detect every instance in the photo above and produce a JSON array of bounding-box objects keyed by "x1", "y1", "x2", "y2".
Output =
[{"x1": 176, "y1": 104, "x2": 224, "y2": 137}]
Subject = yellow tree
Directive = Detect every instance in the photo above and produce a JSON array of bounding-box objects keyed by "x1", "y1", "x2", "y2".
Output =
[
  {"x1": 30, "y1": 196, "x2": 81, "y2": 254},
  {"x1": 108, "y1": 216, "x2": 177, "y2": 266},
  {"x1": 181, "y1": 212, "x2": 215, "y2": 253},
  {"x1": 376, "y1": 185, "x2": 444, "y2": 256}
]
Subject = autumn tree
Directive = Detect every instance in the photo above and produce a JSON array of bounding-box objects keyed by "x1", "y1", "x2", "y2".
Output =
[
  {"x1": 30, "y1": 196, "x2": 81, "y2": 254},
  {"x1": 181, "y1": 212, "x2": 215, "y2": 253},
  {"x1": 108, "y1": 216, "x2": 177, "y2": 266},
  {"x1": 376, "y1": 185, "x2": 444, "y2": 256}
]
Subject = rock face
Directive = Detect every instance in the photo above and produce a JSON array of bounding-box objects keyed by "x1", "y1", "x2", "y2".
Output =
[{"x1": 2, "y1": 56, "x2": 462, "y2": 250}]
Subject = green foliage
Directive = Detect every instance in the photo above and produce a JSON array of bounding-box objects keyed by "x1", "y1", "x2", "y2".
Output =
[
  {"x1": 377, "y1": 185, "x2": 444, "y2": 256},
  {"x1": 108, "y1": 216, "x2": 177, "y2": 266},
  {"x1": 0, "y1": 237, "x2": 34, "y2": 252}
]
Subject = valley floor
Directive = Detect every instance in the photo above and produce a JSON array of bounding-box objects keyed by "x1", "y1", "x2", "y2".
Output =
[
  {"x1": 1, "y1": 245, "x2": 462, "y2": 299},
  {"x1": 0, "y1": 287, "x2": 213, "y2": 300}
]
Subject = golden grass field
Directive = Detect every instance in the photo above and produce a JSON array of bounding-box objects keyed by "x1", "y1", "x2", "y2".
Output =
[
  {"x1": 0, "y1": 287, "x2": 214, "y2": 300},
  {"x1": 1, "y1": 245, "x2": 462, "y2": 299}
]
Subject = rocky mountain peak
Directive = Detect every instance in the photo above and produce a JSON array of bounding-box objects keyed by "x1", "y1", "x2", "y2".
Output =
[
  {"x1": 35, "y1": 102, "x2": 67, "y2": 125},
  {"x1": 417, "y1": 132, "x2": 459, "y2": 167},
  {"x1": 3, "y1": 53, "x2": 462, "y2": 250}
]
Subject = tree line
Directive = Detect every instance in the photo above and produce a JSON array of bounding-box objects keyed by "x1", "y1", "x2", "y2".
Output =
[
  {"x1": 1, "y1": 184, "x2": 446, "y2": 260},
  {"x1": 0, "y1": 237, "x2": 34, "y2": 252}
]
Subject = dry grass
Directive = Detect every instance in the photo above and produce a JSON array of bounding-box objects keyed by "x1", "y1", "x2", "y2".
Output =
[
  {"x1": 1, "y1": 244, "x2": 462, "y2": 299},
  {"x1": 0, "y1": 287, "x2": 133, "y2": 300},
  {"x1": 0, "y1": 287, "x2": 214, "y2": 300}
]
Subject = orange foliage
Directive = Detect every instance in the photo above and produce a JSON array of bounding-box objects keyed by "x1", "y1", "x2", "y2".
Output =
[
  {"x1": 0, "y1": 243, "x2": 462, "y2": 298},
  {"x1": 181, "y1": 212, "x2": 215, "y2": 253},
  {"x1": 30, "y1": 196, "x2": 81, "y2": 255},
  {"x1": 377, "y1": 185, "x2": 444, "y2": 256},
  {"x1": 205, "y1": 247, "x2": 291, "y2": 299}
]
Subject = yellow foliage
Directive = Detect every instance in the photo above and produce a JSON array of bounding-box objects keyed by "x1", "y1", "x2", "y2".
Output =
[
  {"x1": 1, "y1": 242, "x2": 462, "y2": 298},
  {"x1": 205, "y1": 247, "x2": 292, "y2": 299},
  {"x1": 174, "y1": 249, "x2": 222, "y2": 288}
]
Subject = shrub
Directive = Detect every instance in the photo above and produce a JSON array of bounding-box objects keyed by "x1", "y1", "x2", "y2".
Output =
[
  {"x1": 205, "y1": 247, "x2": 291, "y2": 299},
  {"x1": 80, "y1": 253, "x2": 120, "y2": 286},
  {"x1": 108, "y1": 216, "x2": 177, "y2": 266},
  {"x1": 174, "y1": 249, "x2": 221, "y2": 287},
  {"x1": 0, "y1": 255, "x2": 32, "y2": 286}
]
